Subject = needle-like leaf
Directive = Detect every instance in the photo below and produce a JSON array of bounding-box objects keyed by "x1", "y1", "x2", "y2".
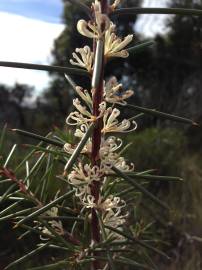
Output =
[
  {"x1": 12, "y1": 129, "x2": 64, "y2": 147},
  {"x1": 27, "y1": 260, "x2": 69, "y2": 270},
  {"x1": 126, "y1": 173, "x2": 183, "y2": 182},
  {"x1": 0, "y1": 61, "x2": 89, "y2": 76},
  {"x1": 64, "y1": 123, "x2": 95, "y2": 172},
  {"x1": 127, "y1": 40, "x2": 154, "y2": 54},
  {"x1": 5, "y1": 242, "x2": 50, "y2": 270},
  {"x1": 0, "y1": 124, "x2": 7, "y2": 156},
  {"x1": 112, "y1": 166, "x2": 169, "y2": 210},
  {"x1": 105, "y1": 225, "x2": 170, "y2": 260},
  {"x1": 14, "y1": 189, "x2": 74, "y2": 227},
  {"x1": 124, "y1": 104, "x2": 198, "y2": 125},
  {"x1": 111, "y1": 7, "x2": 202, "y2": 17}
]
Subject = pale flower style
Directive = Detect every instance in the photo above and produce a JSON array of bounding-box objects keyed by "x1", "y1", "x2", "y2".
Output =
[
  {"x1": 111, "y1": 0, "x2": 122, "y2": 10},
  {"x1": 66, "y1": 98, "x2": 95, "y2": 126},
  {"x1": 75, "y1": 124, "x2": 90, "y2": 138},
  {"x1": 83, "y1": 194, "x2": 127, "y2": 235},
  {"x1": 64, "y1": 135, "x2": 134, "y2": 175},
  {"x1": 40, "y1": 207, "x2": 64, "y2": 239},
  {"x1": 70, "y1": 46, "x2": 94, "y2": 73},
  {"x1": 68, "y1": 163, "x2": 103, "y2": 199},
  {"x1": 66, "y1": 99, "x2": 106, "y2": 126},
  {"x1": 82, "y1": 194, "x2": 125, "y2": 213},
  {"x1": 105, "y1": 22, "x2": 133, "y2": 58},
  {"x1": 75, "y1": 86, "x2": 93, "y2": 108},
  {"x1": 77, "y1": 1, "x2": 110, "y2": 40},
  {"x1": 102, "y1": 107, "x2": 137, "y2": 133},
  {"x1": 100, "y1": 136, "x2": 123, "y2": 156},
  {"x1": 112, "y1": 156, "x2": 134, "y2": 173},
  {"x1": 64, "y1": 140, "x2": 92, "y2": 155},
  {"x1": 104, "y1": 77, "x2": 134, "y2": 104}
]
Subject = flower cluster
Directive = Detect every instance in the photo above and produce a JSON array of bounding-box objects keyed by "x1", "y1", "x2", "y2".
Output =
[
  {"x1": 105, "y1": 22, "x2": 133, "y2": 58},
  {"x1": 111, "y1": 0, "x2": 122, "y2": 11},
  {"x1": 63, "y1": 0, "x2": 136, "y2": 240},
  {"x1": 39, "y1": 207, "x2": 64, "y2": 240},
  {"x1": 70, "y1": 46, "x2": 94, "y2": 73},
  {"x1": 104, "y1": 77, "x2": 134, "y2": 104}
]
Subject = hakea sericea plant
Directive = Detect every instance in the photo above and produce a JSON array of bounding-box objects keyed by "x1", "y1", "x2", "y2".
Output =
[
  {"x1": 65, "y1": 0, "x2": 137, "y2": 267},
  {"x1": 0, "y1": 0, "x2": 200, "y2": 270}
]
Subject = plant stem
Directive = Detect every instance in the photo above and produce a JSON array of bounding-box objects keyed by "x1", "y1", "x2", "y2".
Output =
[{"x1": 90, "y1": 1, "x2": 108, "y2": 269}]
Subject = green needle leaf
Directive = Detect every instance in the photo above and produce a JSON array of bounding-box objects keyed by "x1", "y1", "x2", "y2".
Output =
[
  {"x1": 111, "y1": 7, "x2": 202, "y2": 17},
  {"x1": 127, "y1": 40, "x2": 154, "y2": 54},
  {"x1": 3, "y1": 144, "x2": 17, "y2": 168},
  {"x1": 126, "y1": 173, "x2": 183, "y2": 182},
  {"x1": 0, "y1": 61, "x2": 89, "y2": 76},
  {"x1": 5, "y1": 242, "x2": 50, "y2": 270},
  {"x1": 64, "y1": 123, "x2": 95, "y2": 172},
  {"x1": 0, "y1": 183, "x2": 18, "y2": 203},
  {"x1": 12, "y1": 129, "x2": 64, "y2": 147},
  {"x1": 27, "y1": 260, "x2": 69, "y2": 270},
  {"x1": 0, "y1": 124, "x2": 7, "y2": 156},
  {"x1": 0, "y1": 207, "x2": 37, "y2": 221},
  {"x1": 15, "y1": 189, "x2": 74, "y2": 227},
  {"x1": 112, "y1": 166, "x2": 169, "y2": 210},
  {"x1": 124, "y1": 104, "x2": 197, "y2": 125},
  {"x1": 15, "y1": 138, "x2": 47, "y2": 173},
  {"x1": 23, "y1": 144, "x2": 69, "y2": 158},
  {"x1": 105, "y1": 225, "x2": 170, "y2": 260},
  {"x1": 0, "y1": 201, "x2": 21, "y2": 217},
  {"x1": 89, "y1": 256, "x2": 154, "y2": 269},
  {"x1": 97, "y1": 211, "x2": 115, "y2": 270}
]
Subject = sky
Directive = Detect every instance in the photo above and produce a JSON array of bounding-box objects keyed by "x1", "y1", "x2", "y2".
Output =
[{"x1": 0, "y1": 0, "x2": 169, "y2": 95}]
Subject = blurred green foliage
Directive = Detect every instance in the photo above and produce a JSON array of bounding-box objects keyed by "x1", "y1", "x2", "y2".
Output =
[
  {"x1": 126, "y1": 128, "x2": 187, "y2": 175},
  {"x1": 0, "y1": 0, "x2": 202, "y2": 269}
]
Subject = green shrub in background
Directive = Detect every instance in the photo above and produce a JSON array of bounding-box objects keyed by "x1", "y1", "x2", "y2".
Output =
[{"x1": 126, "y1": 128, "x2": 187, "y2": 175}]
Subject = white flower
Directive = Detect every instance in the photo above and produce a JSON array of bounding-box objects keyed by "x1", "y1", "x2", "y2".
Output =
[
  {"x1": 99, "y1": 137, "x2": 134, "y2": 173},
  {"x1": 104, "y1": 77, "x2": 134, "y2": 104},
  {"x1": 40, "y1": 207, "x2": 64, "y2": 239},
  {"x1": 102, "y1": 107, "x2": 137, "y2": 133},
  {"x1": 100, "y1": 195, "x2": 126, "y2": 213},
  {"x1": 100, "y1": 136, "x2": 123, "y2": 156},
  {"x1": 83, "y1": 194, "x2": 125, "y2": 214},
  {"x1": 75, "y1": 124, "x2": 90, "y2": 138},
  {"x1": 64, "y1": 140, "x2": 92, "y2": 155},
  {"x1": 113, "y1": 156, "x2": 134, "y2": 173},
  {"x1": 66, "y1": 111, "x2": 91, "y2": 126},
  {"x1": 66, "y1": 99, "x2": 106, "y2": 126},
  {"x1": 105, "y1": 23, "x2": 133, "y2": 58},
  {"x1": 77, "y1": 19, "x2": 96, "y2": 39},
  {"x1": 99, "y1": 136, "x2": 122, "y2": 165},
  {"x1": 101, "y1": 196, "x2": 128, "y2": 239},
  {"x1": 68, "y1": 163, "x2": 103, "y2": 199},
  {"x1": 77, "y1": 3, "x2": 110, "y2": 40},
  {"x1": 74, "y1": 86, "x2": 93, "y2": 109},
  {"x1": 103, "y1": 209, "x2": 127, "y2": 232},
  {"x1": 77, "y1": 193, "x2": 127, "y2": 239},
  {"x1": 66, "y1": 98, "x2": 95, "y2": 126},
  {"x1": 111, "y1": 0, "x2": 122, "y2": 10},
  {"x1": 70, "y1": 46, "x2": 94, "y2": 73}
]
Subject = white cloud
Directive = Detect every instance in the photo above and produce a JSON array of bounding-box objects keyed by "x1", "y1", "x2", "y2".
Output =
[
  {"x1": 0, "y1": 12, "x2": 64, "y2": 93},
  {"x1": 135, "y1": 0, "x2": 170, "y2": 37}
]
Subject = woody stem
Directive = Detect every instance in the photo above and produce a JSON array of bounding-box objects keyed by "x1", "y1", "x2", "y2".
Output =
[{"x1": 90, "y1": 1, "x2": 108, "y2": 269}]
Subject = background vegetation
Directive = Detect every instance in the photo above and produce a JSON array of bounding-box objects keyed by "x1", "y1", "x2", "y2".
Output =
[{"x1": 0, "y1": 0, "x2": 202, "y2": 269}]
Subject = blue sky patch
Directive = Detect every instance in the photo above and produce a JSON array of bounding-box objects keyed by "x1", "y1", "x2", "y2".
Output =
[{"x1": 0, "y1": 0, "x2": 63, "y2": 23}]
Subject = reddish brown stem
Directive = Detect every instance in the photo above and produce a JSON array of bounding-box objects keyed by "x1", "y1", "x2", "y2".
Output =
[{"x1": 90, "y1": 1, "x2": 108, "y2": 269}]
